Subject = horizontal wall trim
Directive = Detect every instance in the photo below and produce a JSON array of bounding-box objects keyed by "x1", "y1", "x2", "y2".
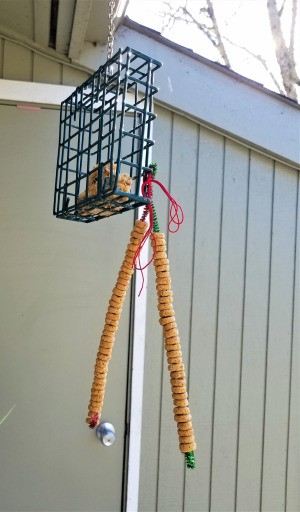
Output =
[{"x1": 0, "y1": 79, "x2": 75, "y2": 107}]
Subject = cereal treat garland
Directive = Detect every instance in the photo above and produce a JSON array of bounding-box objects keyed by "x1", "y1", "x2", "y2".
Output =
[
  {"x1": 86, "y1": 219, "x2": 148, "y2": 428},
  {"x1": 85, "y1": 163, "x2": 196, "y2": 469},
  {"x1": 134, "y1": 163, "x2": 196, "y2": 468},
  {"x1": 151, "y1": 232, "x2": 197, "y2": 467}
]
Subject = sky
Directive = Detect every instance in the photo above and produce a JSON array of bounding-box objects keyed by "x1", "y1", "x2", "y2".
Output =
[{"x1": 125, "y1": 0, "x2": 300, "y2": 96}]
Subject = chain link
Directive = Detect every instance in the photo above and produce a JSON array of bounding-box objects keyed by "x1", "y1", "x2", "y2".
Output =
[{"x1": 107, "y1": 0, "x2": 116, "y2": 61}]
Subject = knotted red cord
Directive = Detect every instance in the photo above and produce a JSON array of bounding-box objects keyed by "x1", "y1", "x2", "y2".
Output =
[
  {"x1": 150, "y1": 179, "x2": 184, "y2": 233},
  {"x1": 133, "y1": 171, "x2": 184, "y2": 296}
]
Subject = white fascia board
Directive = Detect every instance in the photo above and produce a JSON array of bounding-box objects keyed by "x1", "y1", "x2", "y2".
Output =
[
  {"x1": 0, "y1": 79, "x2": 75, "y2": 107},
  {"x1": 113, "y1": 25, "x2": 300, "y2": 167}
]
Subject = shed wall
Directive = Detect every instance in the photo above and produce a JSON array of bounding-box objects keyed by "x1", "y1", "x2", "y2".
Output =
[{"x1": 138, "y1": 105, "x2": 299, "y2": 512}]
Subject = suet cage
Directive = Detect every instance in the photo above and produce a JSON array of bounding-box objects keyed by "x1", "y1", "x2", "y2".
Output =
[{"x1": 53, "y1": 47, "x2": 162, "y2": 223}]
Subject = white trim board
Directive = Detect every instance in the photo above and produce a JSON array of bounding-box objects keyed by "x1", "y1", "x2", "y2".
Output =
[
  {"x1": 126, "y1": 246, "x2": 149, "y2": 512},
  {"x1": 0, "y1": 79, "x2": 75, "y2": 107}
]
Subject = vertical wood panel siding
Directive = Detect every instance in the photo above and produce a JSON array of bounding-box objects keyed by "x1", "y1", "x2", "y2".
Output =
[
  {"x1": 0, "y1": 38, "x2": 89, "y2": 85},
  {"x1": 138, "y1": 105, "x2": 299, "y2": 512}
]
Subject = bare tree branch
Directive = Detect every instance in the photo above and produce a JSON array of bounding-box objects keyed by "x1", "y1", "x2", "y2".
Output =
[
  {"x1": 160, "y1": 0, "x2": 299, "y2": 100},
  {"x1": 206, "y1": 0, "x2": 231, "y2": 67},
  {"x1": 180, "y1": 6, "x2": 219, "y2": 47},
  {"x1": 290, "y1": 0, "x2": 297, "y2": 54},
  {"x1": 267, "y1": 0, "x2": 299, "y2": 99},
  {"x1": 278, "y1": 0, "x2": 287, "y2": 16},
  {"x1": 224, "y1": 36, "x2": 285, "y2": 94},
  {"x1": 162, "y1": 0, "x2": 231, "y2": 67}
]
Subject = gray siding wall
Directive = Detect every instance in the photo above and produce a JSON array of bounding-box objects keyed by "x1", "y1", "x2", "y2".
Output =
[
  {"x1": 138, "y1": 106, "x2": 299, "y2": 512},
  {"x1": 0, "y1": 38, "x2": 90, "y2": 85}
]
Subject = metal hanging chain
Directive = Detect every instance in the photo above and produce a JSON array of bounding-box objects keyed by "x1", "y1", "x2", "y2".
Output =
[{"x1": 107, "y1": 0, "x2": 116, "y2": 61}]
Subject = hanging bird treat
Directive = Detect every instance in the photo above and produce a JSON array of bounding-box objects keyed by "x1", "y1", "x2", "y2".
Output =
[
  {"x1": 86, "y1": 164, "x2": 196, "y2": 469},
  {"x1": 151, "y1": 233, "x2": 197, "y2": 468},
  {"x1": 86, "y1": 218, "x2": 148, "y2": 428}
]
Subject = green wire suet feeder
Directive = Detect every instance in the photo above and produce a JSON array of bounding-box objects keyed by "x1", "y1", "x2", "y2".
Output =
[{"x1": 53, "y1": 47, "x2": 161, "y2": 223}]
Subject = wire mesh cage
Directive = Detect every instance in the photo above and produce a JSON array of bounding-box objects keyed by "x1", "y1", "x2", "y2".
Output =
[{"x1": 53, "y1": 47, "x2": 162, "y2": 223}]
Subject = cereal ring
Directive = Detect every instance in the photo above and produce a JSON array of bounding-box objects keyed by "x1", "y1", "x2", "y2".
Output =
[
  {"x1": 179, "y1": 435, "x2": 195, "y2": 444},
  {"x1": 152, "y1": 235, "x2": 165, "y2": 243},
  {"x1": 164, "y1": 328, "x2": 179, "y2": 339},
  {"x1": 120, "y1": 263, "x2": 133, "y2": 274},
  {"x1": 97, "y1": 352, "x2": 111, "y2": 362},
  {"x1": 131, "y1": 231, "x2": 144, "y2": 240},
  {"x1": 134, "y1": 227, "x2": 147, "y2": 236},
  {"x1": 156, "y1": 271, "x2": 170, "y2": 279},
  {"x1": 174, "y1": 413, "x2": 192, "y2": 423},
  {"x1": 100, "y1": 340, "x2": 114, "y2": 350},
  {"x1": 105, "y1": 318, "x2": 119, "y2": 327},
  {"x1": 164, "y1": 337, "x2": 181, "y2": 347},
  {"x1": 109, "y1": 297, "x2": 122, "y2": 307},
  {"x1": 167, "y1": 349, "x2": 182, "y2": 358},
  {"x1": 135, "y1": 220, "x2": 147, "y2": 229},
  {"x1": 168, "y1": 356, "x2": 183, "y2": 365},
  {"x1": 93, "y1": 373, "x2": 107, "y2": 382},
  {"x1": 154, "y1": 252, "x2": 168, "y2": 261},
  {"x1": 152, "y1": 232, "x2": 165, "y2": 239},
  {"x1": 156, "y1": 284, "x2": 172, "y2": 292},
  {"x1": 115, "y1": 282, "x2": 128, "y2": 292},
  {"x1": 159, "y1": 290, "x2": 173, "y2": 297},
  {"x1": 173, "y1": 406, "x2": 190, "y2": 415},
  {"x1": 168, "y1": 363, "x2": 185, "y2": 372},
  {"x1": 172, "y1": 390, "x2": 188, "y2": 399},
  {"x1": 117, "y1": 276, "x2": 128, "y2": 286},
  {"x1": 172, "y1": 388, "x2": 188, "y2": 400},
  {"x1": 154, "y1": 244, "x2": 166, "y2": 253},
  {"x1": 103, "y1": 329, "x2": 115, "y2": 338},
  {"x1": 178, "y1": 428, "x2": 194, "y2": 437},
  {"x1": 159, "y1": 308, "x2": 175, "y2": 318},
  {"x1": 97, "y1": 348, "x2": 111, "y2": 357},
  {"x1": 173, "y1": 398, "x2": 189, "y2": 407},
  {"x1": 170, "y1": 378, "x2": 186, "y2": 387},
  {"x1": 94, "y1": 360, "x2": 108, "y2": 370},
  {"x1": 156, "y1": 277, "x2": 171, "y2": 286},
  {"x1": 102, "y1": 331, "x2": 115, "y2": 339},
  {"x1": 158, "y1": 302, "x2": 173, "y2": 311},
  {"x1": 179, "y1": 442, "x2": 197, "y2": 453},
  {"x1": 177, "y1": 421, "x2": 193, "y2": 431},
  {"x1": 160, "y1": 316, "x2": 175, "y2": 326},
  {"x1": 127, "y1": 243, "x2": 139, "y2": 252},
  {"x1": 163, "y1": 323, "x2": 177, "y2": 333},
  {"x1": 108, "y1": 306, "x2": 121, "y2": 315},
  {"x1": 155, "y1": 265, "x2": 170, "y2": 273},
  {"x1": 170, "y1": 370, "x2": 185, "y2": 379},
  {"x1": 125, "y1": 248, "x2": 136, "y2": 257},
  {"x1": 103, "y1": 323, "x2": 115, "y2": 332},
  {"x1": 112, "y1": 287, "x2": 125, "y2": 298},
  {"x1": 88, "y1": 406, "x2": 99, "y2": 414}
]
